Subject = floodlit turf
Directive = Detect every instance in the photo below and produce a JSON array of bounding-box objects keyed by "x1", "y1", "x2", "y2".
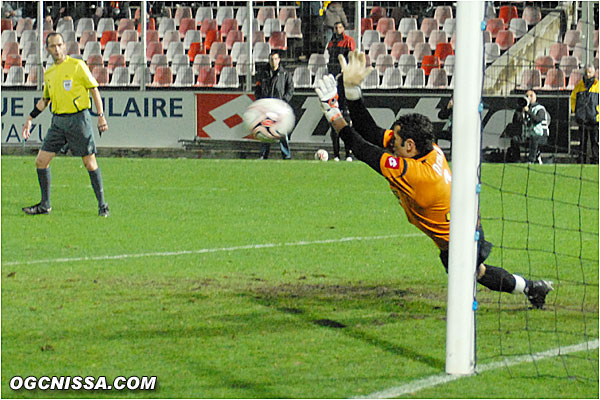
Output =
[{"x1": 1, "y1": 156, "x2": 598, "y2": 399}]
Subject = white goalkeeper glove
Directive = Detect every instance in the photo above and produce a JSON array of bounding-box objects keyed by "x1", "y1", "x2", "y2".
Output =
[
  {"x1": 339, "y1": 50, "x2": 374, "y2": 101},
  {"x1": 314, "y1": 74, "x2": 343, "y2": 123}
]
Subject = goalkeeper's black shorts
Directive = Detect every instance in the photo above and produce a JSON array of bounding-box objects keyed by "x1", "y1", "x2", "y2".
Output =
[{"x1": 438, "y1": 228, "x2": 492, "y2": 273}]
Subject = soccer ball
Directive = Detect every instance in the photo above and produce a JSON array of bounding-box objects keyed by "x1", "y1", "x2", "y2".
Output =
[
  {"x1": 243, "y1": 98, "x2": 296, "y2": 142},
  {"x1": 315, "y1": 149, "x2": 329, "y2": 161}
]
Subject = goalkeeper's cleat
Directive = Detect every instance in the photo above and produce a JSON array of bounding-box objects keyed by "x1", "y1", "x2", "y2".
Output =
[
  {"x1": 98, "y1": 204, "x2": 110, "y2": 218},
  {"x1": 526, "y1": 280, "x2": 553, "y2": 309},
  {"x1": 22, "y1": 203, "x2": 51, "y2": 215}
]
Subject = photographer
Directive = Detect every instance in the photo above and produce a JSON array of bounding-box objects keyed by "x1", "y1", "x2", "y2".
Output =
[{"x1": 512, "y1": 90, "x2": 550, "y2": 164}]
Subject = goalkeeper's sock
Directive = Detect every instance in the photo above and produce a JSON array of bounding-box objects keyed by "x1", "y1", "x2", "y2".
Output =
[
  {"x1": 478, "y1": 264, "x2": 524, "y2": 294},
  {"x1": 37, "y1": 168, "x2": 51, "y2": 209},
  {"x1": 88, "y1": 168, "x2": 106, "y2": 208}
]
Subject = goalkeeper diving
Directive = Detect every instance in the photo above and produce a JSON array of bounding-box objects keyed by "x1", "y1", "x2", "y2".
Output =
[{"x1": 314, "y1": 51, "x2": 553, "y2": 308}]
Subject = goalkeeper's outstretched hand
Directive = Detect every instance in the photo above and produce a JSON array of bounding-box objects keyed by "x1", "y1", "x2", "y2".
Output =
[
  {"x1": 314, "y1": 74, "x2": 343, "y2": 123},
  {"x1": 339, "y1": 50, "x2": 374, "y2": 100}
]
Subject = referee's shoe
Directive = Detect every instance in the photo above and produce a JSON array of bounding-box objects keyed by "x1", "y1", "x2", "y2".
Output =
[{"x1": 22, "y1": 203, "x2": 51, "y2": 215}]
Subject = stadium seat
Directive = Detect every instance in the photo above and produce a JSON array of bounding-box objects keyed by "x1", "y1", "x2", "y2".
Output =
[
  {"x1": 420, "y1": 18, "x2": 439, "y2": 38},
  {"x1": 65, "y1": 41, "x2": 80, "y2": 56},
  {"x1": 230, "y1": 41, "x2": 245, "y2": 63},
  {"x1": 172, "y1": 53, "x2": 189, "y2": 71},
  {"x1": 427, "y1": 68, "x2": 448, "y2": 88},
  {"x1": 195, "y1": 7, "x2": 213, "y2": 25},
  {"x1": 498, "y1": 5, "x2": 518, "y2": 28},
  {"x1": 241, "y1": 18, "x2": 261, "y2": 39},
  {"x1": 120, "y1": 29, "x2": 138, "y2": 52},
  {"x1": 1, "y1": 30, "x2": 17, "y2": 49},
  {"x1": 307, "y1": 53, "x2": 327, "y2": 75},
  {"x1": 214, "y1": 66, "x2": 238, "y2": 87},
  {"x1": 383, "y1": 31, "x2": 402, "y2": 50},
  {"x1": 519, "y1": 69, "x2": 541, "y2": 89},
  {"x1": 220, "y1": 18, "x2": 239, "y2": 37},
  {"x1": 391, "y1": 42, "x2": 409, "y2": 62},
  {"x1": 214, "y1": 54, "x2": 233, "y2": 74},
  {"x1": 375, "y1": 54, "x2": 394, "y2": 76},
  {"x1": 522, "y1": 6, "x2": 541, "y2": 26},
  {"x1": 82, "y1": 41, "x2": 102, "y2": 62},
  {"x1": 421, "y1": 55, "x2": 440, "y2": 76},
  {"x1": 397, "y1": 54, "x2": 417, "y2": 75},
  {"x1": 76, "y1": 18, "x2": 95, "y2": 38},
  {"x1": 313, "y1": 65, "x2": 328, "y2": 87},
  {"x1": 509, "y1": 18, "x2": 528, "y2": 39},
  {"x1": 225, "y1": 30, "x2": 243, "y2": 51},
  {"x1": 361, "y1": 68, "x2": 379, "y2": 89},
  {"x1": 145, "y1": 30, "x2": 159, "y2": 44},
  {"x1": 434, "y1": 42, "x2": 454, "y2": 63},
  {"x1": 380, "y1": 67, "x2": 402, "y2": 88},
  {"x1": 107, "y1": 54, "x2": 125, "y2": 72},
  {"x1": 132, "y1": 66, "x2": 151, "y2": 85},
  {"x1": 559, "y1": 56, "x2": 579, "y2": 78},
  {"x1": 566, "y1": 69, "x2": 584, "y2": 90},
  {"x1": 174, "y1": 66, "x2": 195, "y2": 86},
  {"x1": 1, "y1": 18, "x2": 13, "y2": 32},
  {"x1": 178, "y1": 18, "x2": 196, "y2": 40},
  {"x1": 4, "y1": 65, "x2": 24, "y2": 85},
  {"x1": 361, "y1": 30, "x2": 381, "y2": 52},
  {"x1": 56, "y1": 17, "x2": 74, "y2": 33},
  {"x1": 3, "y1": 53, "x2": 21, "y2": 73},
  {"x1": 100, "y1": 30, "x2": 118, "y2": 50},
  {"x1": 278, "y1": 7, "x2": 296, "y2": 24},
  {"x1": 442, "y1": 18, "x2": 455, "y2": 36},
  {"x1": 124, "y1": 41, "x2": 142, "y2": 63},
  {"x1": 485, "y1": 18, "x2": 504, "y2": 38},
  {"x1": 284, "y1": 18, "x2": 303, "y2": 40},
  {"x1": 483, "y1": 30, "x2": 492, "y2": 44},
  {"x1": 188, "y1": 42, "x2": 205, "y2": 62},
  {"x1": 196, "y1": 66, "x2": 217, "y2": 87},
  {"x1": 376, "y1": 18, "x2": 396, "y2": 38},
  {"x1": 399, "y1": 18, "x2": 417, "y2": 37},
  {"x1": 404, "y1": 67, "x2": 425, "y2": 88},
  {"x1": 1, "y1": 40, "x2": 18, "y2": 63},
  {"x1": 200, "y1": 18, "x2": 218, "y2": 38},
  {"x1": 428, "y1": 30, "x2": 448, "y2": 48},
  {"x1": 216, "y1": 6, "x2": 234, "y2": 26},
  {"x1": 174, "y1": 6, "x2": 193, "y2": 27},
  {"x1": 23, "y1": 53, "x2": 40, "y2": 74},
  {"x1": 434, "y1": 6, "x2": 453, "y2": 26},
  {"x1": 444, "y1": 55, "x2": 455, "y2": 75},
  {"x1": 25, "y1": 64, "x2": 42, "y2": 85},
  {"x1": 146, "y1": 41, "x2": 163, "y2": 61},
  {"x1": 406, "y1": 30, "x2": 425, "y2": 51},
  {"x1": 193, "y1": 54, "x2": 212, "y2": 74},
  {"x1": 102, "y1": 41, "x2": 120, "y2": 62},
  {"x1": 152, "y1": 65, "x2": 173, "y2": 86},
  {"x1": 484, "y1": 43, "x2": 500, "y2": 64},
  {"x1": 235, "y1": 53, "x2": 255, "y2": 76},
  {"x1": 183, "y1": 30, "x2": 202, "y2": 51},
  {"x1": 269, "y1": 31, "x2": 287, "y2": 51},
  {"x1": 535, "y1": 55, "x2": 555, "y2": 76},
  {"x1": 413, "y1": 42, "x2": 432, "y2": 62},
  {"x1": 496, "y1": 30, "x2": 515, "y2": 51},
  {"x1": 256, "y1": 7, "x2": 275, "y2": 27},
  {"x1": 368, "y1": 6, "x2": 386, "y2": 27},
  {"x1": 15, "y1": 17, "x2": 33, "y2": 38},
  {"x1": 110, "y1": 66, "x2": 130, "y2": 86},
  {"x1": 549, "y1": 42, "x2": 568, "y2": 64},
  {"x1": 563, "y1": 30, "x2": 581, "y2": 52},
  {"x1": 541, "y1": 68, "x2": 565, "y2": 90},
  {"x1": 204, "y1": 30, "x2": 221, "y2": 51},
  {"x1": 166, "y1": 41, "x2": 184, "y2": 63},
  {"x1": 149, "y1": 54, "x2": 168, "y2": 74},
  {"x1": 235, "y1": 7, "x2": 248, "y2": 25},
  {"x1": 209, "y1": 42, "x2": 227, "y2": 63},
  {"x1": 80, "y1": 30, "x2": 98, "y2": 49},
  {"x1": 361, "y1": 18, "x2": 374, "y2": 36},
  {"x1": 92, "y1": 66, "x2": 109, "y2": 85},
  {"x1": 137, "y1": 18, "x2": 156, "y2": 34},
  {"x1": 263, "y1": 18, "x2": 282, "y2": 38},
  {"x1": 253, "y1": 42, "x2": 271, "y2": 63},
  {"x1": 18, "y1": 29, "x2": 37, "y2": 49},
  {"x1": 158, "y1": 17, "x2": 175, "y2": 38},
  {"x1": 97, "y1": 18, "x2": 115, "y2": 36},
  {"x1": 21, "y1": 41, "x2": 39, "y2": 61},
  {"x1": 117, "y1": 18, "x2": 135, "y2": 36},
  {"x1": 368, "y1": 42, "x2": 387, "y2": 63}
]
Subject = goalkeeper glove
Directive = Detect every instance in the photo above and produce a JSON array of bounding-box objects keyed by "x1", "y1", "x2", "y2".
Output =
[
  {"x1": 314, "y1": 74, "x2": 343, "y2": 122},
  {"x1": 339, "y1": 51, "x2": 374, "y2": 101}
]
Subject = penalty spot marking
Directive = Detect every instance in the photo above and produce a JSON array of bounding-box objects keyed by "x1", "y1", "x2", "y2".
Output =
[
  {"x1": 3, "y1": 233, "x2": 422, "y2": 266},
  {"x1": 357, "y1": 339, "x2": 599, "y2": 399}
]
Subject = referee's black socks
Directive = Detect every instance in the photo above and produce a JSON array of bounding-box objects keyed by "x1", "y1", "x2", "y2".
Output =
[
  {"x1": 37, "y1": 168, "x2": 51, "y2": 209},
  {"x1": 88, "y1": 168, "x2": 106, "y2": 208}
]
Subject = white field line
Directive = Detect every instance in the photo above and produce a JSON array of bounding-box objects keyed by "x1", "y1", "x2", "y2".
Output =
[
  {"x1": 358, "y1": 339, "x2": 600, "y2": 399},
  {"x1": 2, "y1": 233, "x2": 422, "y2": 266}
]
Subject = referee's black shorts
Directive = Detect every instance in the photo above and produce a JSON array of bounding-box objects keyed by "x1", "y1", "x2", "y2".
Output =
[{"x1": 42, "y1": 109, "x2": 96, "y2": 156}]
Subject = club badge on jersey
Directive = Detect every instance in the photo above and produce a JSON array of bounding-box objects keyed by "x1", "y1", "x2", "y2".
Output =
[{"x1": 385, "y1": 156, "x2": 400, "y2": 169}]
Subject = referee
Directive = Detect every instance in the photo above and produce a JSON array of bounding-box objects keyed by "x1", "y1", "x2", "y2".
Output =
[{"x1": 22, "y1": 32, "x2": 109, "y2": 217}]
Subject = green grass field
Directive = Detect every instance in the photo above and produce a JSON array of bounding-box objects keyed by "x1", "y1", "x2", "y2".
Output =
[{"x1": 1, "y1": 156, "x2": 598, "y2": 399}]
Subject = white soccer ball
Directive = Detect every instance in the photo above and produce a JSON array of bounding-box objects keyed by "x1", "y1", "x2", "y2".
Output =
[
  {"x1": 315, "y1": 149, "x2": 329, "y2": 161},
  {"x1": 243, "y1": 98, "x2": 296, "y2": 142}
]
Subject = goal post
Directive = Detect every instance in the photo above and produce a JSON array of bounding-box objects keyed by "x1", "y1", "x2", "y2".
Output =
[{"x1": 446, "y1": 0, "x2": 486, "y2": 376}]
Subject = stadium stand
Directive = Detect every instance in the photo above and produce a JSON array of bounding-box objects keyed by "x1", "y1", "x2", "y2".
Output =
[
  {"x1": 509, "y1": 18, "x2": 528, "y2": 38},
  {"x1": 535, "y1": 55, "x2": 555, "y2": 76},
  {"x1": 421, "y1": 55, "x2": 441, "y2": 76},
  {"x1": 92, "y1": 66, "x2": 109, "y2": 85},
  {"x1": 361, "y1": 18, "x2": 374, "y2": 35},
  {"x1": 313, "y1": 66, "x2": 328, "y2": 87},
  {"x1": 25, "y1": 64, "x2": 41, "y2": 85},
  {"x1": 4, "y1": 65, "x2": 24, "y2": 85},
  {"x1": 220, "y1": 18, "x2": 239, "y2": 37},
  {"x1": 80, "y1": 30, "x2": 98, "y2": 49},
  {"x1": 117, "y1": 18, "x2": 135, "y2": 36},
  {"x1": 174, "y1": 6, "x2": 193, "y2": 27},
  {"x1": 16, "y1": 17, "x2": 33, "y2": 38},
  {"x1": 152, "y1": 65, "x2": 173, "y2": 86},
  {"x1": 195, "y1": 7, "x2": 213, "y2": 25},
  {"x1": 215, "y1": 54, "x2": 233, "y2": 74},
  {"x1": 146, "y1": 41, "x2": 163, "y2": 61},
  {"x1": 522, "y1": 5, "x2": 542, "y2": 26},
  {"x1": 361, "y1": 68, "x2": 379, "y2": 89},
  {"x1": 434, "y1": 42, "x2": 454, "y2": 63},
  {"x1": 263, "y1": 18, "x2": 282, "y2": 38},
  {"x1": 399, "y1": 17, "x2": 418, "y2": 37},
  {"x1": 150, "y1": 54, "x2": 168, "y2": 74},
  {"x1": 542, "y1": 68, "x2": 566, "y2": 90},
  {"x1": 82, "y1": 41, "x2": 102, "y2": 62},
  {"x1": 188, "y1": 42, "x2": 205, "y2": 62},
  {"x1": 368, "y1": 6, "x2": 386, "y2": 27},
  {"x1": 158, "y1": 18, "x2": 175, "y2": 38},
  {"x1": 486, "y1": 18, "x2": 504, "y2": 38},
  {"x1": 519, "y1": 68, "x2": 542, "y2": 89},
  {"x1": 166, "y1": 41, "x2": 184, "y2": 63},
  {"x1": 19, "y1": 29, "x2": 37, "y2": 49},
  {"x1": 2, "y1": 18, "x2": 13, "y2": 32},
  {"x1": 256, "y1": 7, "x2": 275, "y2": 27},
  {"x1": 420, "y1": 18, "x2": 439, "y2": 38},
  {"x1": 110, "y1": 66, "x2": 130, "y2": 86},
  {"x1": 404, "y1": 67, "x2": 425, "y2": 88},
  {"x1": 174, "y1": 66, "x2": 195, "y2": 86},
  {"x1": 124, "y1": 42, "x2": 143, "y2": 63},
  {"x1": 391, "y1": 42, "x2": 409, "y2": 62},
  {"x1": 196, "y1": 66, "x2": 217, "y2": 87},
  {"x1": 434, "y1": 6, "x2": 453, "y2": 26},
  {"x1": 209, "y1": 42, "x2": 227, "y2": 63},
  {"x1": 178, "y1": 18, "x2": 196, "y2": 40},
  {"x1": 65, "y1": 41, "x2": 80, "y2": 56},
  {"x1": 307, "y1": 53, "x2": 327, "y2": 75},
  {"x1": 549, "y1": 42, "x2": 569, "y2": 64},
  {"x1": 253, "y1": 42, "x2": 271, "y2": 63},
  {"x1": 193, "y1": 54, "x2": 211, "y2": 74},
  {"x1": 375, "y1": 54, "x2": 395, "y2": 75},
  {"x1": 284, "y1": 18, "x2": 303, "y2": 40},
  {"x1": 413, "y1": 42, "x2": 432, "y2": 62},
  {"x1": 279, "y1": 7, "x2": 297, "y2": 24},
  {"x1": 234, "y1": 7, "x2": 248, "y2": 25},
  {"x1": 162, "y1": 29, "x2": 180, "y2": 47},
  {"x1": 429, "y1": 30, "x2": 448, "y2": 48},
  {"x1": 381, "y1": 67, "x2": 402, "y2": 89},
  {"x1": 498, "y1": 5, "x2": 519, "y2": 28},
  {"x1": 563, "y1": 29, "x2": 581, "y2": 52},
  {"x1": 107, "y1": 54, "x2": 125, "y2": 73},
  {"x1": 269, "y1": 31, "x2": 287, "y2": 51},
  {"x1": 216, "y1": 6, "x2": 234, "y2": 26},
  {"x1": 368, "y1": 42, "x2": 387, "y2": 63},
  {"x1": 120, "y1": 29, "x2": 139, "y2": 52},
  {"x1": 103, "y1": 41, "x2": 121, "y2": 62},
  {"x1": 496, "y1": 30, "x2": 515, "y2": 50},
  {"x1": 443, "y1": 18, "x2": 455, "y2": 35},
  {"x1": 97, "y1": 18, "x2": 115, "y2": 36},
  {"x1": 397, "y1": 53, "x2": 417, "y2": 75},
  {"x1": 559, "y1": 55, "x2": 580, "y2": 78},
  {"x1": 215, "y1": 66, "x2": 239, "y2": 87},
  {"x1": 444, "y1": 55, "x2": 455, "y2": 75},
  {"x1": 384, "y1": 30, "x2": 402, "y2": 50},
  {"x1": 485, "y1": 42, "x2": 500, "y2": 64},
  {"x1": 376, "y1": 18, "x2": 396, "y2": 38},
  {"x1": 427, "y1": 68, "x2": 448, "y2": 88},
  {"x1": 406, "y1": 29, "x2": 425, "y2": 51},
  {"x1": 76, "y1": 18, "x2": 94, "y2": 38},
  {"x1": 566, "y1": 68, "x2": 584, "y2": 90}
]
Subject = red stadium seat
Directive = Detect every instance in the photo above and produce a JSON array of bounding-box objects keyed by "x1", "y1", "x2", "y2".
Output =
[
  {"x1": 549, "y1": 42, "x2": 568, "y2": 64},
  {"x1": 486, "y1": 18, "x2": 504, "y2": 38},
  {"x1": 541, "y1": 68, "x2": 565, "y2": 90},
  {"x1": 100, "y1": 30, "x2": 117, "y2": 49},
  {"x1": 376, "y1": 18, "x2": 396, "y2": 38},
  {"x1": 179, "y1": 18, "x2": 196, "y2": 40},
  {"x1": 146, "y1": 41, "x2": 163, "y2": 61},
  {"x1": 225, "y1": 30, "x2": 243, "y2": 51},
  {"x1": 519, "y1": 69, "x2": 541, "y2": 89},
  {"x1": 188, "y1": 42, "x2": 205, "y2": 62},
  {"x1": 433, "y1": 6, "x2": 453, "y2": 26},
  {"x1": 495, "y1": 30, "x2": 515, "y2": 50},
  {"x1": 368, "y1": 6, "x2": 386, "y2": 27},
  {"x1": 361, "y1": 18, "x2": 373, "y2": 36},
  {"x1": 434, "y1": 42, "x2": 454, "y2": 63},
  {"x1": 498, "y1": 5, "x2": 518, "y2": 27},
  {"x1": 200, "y1": 18, "x2": 218, "y2": 38},
  {"x1": 145, "y1": 29, "x2": 159, "y2": 44},
  {"x1": 220, "y1": 18, "x2": 238, "y2": 37},
  {"x1": 92, "y1": 66, "x2": 109, "y2": 85},
  {"x1": 269, "y1": 31, "x2": 287, "y2": 51},
  {"x1": 117, "y1": 18, "x2": 135, "y2": 36},
  {"x1": 384, "y1": 31, "x2": 402, "y2": 50},
  {"x1": 80, "y1": 30, "x2": 98, "y2": 49},
  {"x1": 391, "y1": 42, "x2": 408, "y2": 62},
  {"x1": 196, "y1": 66, "x2": 217, "y2": 87},
  {"x1": 137, "y1": 18, "x2": 156, "y2": 34},
  {"x1": 278, "y1": 7, "x2": 296, "y2": 24},
  {"x1": 204, "y1": 30, "x2": 221, "y2": 51},
  {"x1": 86, "y1": 54, "x2": 104, "y2": 72},
  {"x1": 535, "y1": 55, "x2": 554, "y2": 76},
  {"x1": 420, "y1": 18, "x2": 439, "y2": 38},
  {"x1": 1, "y1": 18, "x2": 13, "y2": 32},
  {"x1": 152, "y1": 65, "x2": 173, "y2": 86},
  {"x1": 421, "y1": 55, "x2": 440, "y2": 76},
  {"x1": 107, "y1": 54, "x2": 125, "y2": 72},
  {"x1": 566, "y1": 69, "x2": 584, "y2": 90},
  {"x1": 563, "y1": 29, "x2": 581, "y2": 52},
  {"x1": 3, "y1": 53, "x2": 21, "y2": 73},
  {"x1": 522, "y1": 6, "x2": 541, "y2": 26},
  {"x1": 1, "y1": 41, "x2": 19, "y2": 62},
  {"x1": 214, "y1": 54, "x2": 232, "y2": 74}
]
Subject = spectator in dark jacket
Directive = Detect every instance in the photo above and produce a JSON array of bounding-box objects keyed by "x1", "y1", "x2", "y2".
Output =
[
  {"x1": 255, "y1": 51, "x2": 294, "y2": 159},
  {"x1": 571, "y1": 64, "x2": 599, "y2": 164},
  {"x1": 324, "y1": 3, "x2": 348, "y2": 49}
]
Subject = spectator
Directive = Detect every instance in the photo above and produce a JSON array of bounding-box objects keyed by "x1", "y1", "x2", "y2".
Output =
[
  {"x1": 299, "y1": 1, "x2": 324, "y2": 61},
  {"x1": 2, "y1": 2, "x2": 22, "y2": 26},
  {"x1": 255, "y1": 51, "x2": 294, "y2": 159},
  {"x1": 570, "y1": 64, "x2": 599, "y2": 164},
  {"x1": 324, "y1": 2, "x2": 348, "y2": 49},
  {"x1": 437, "y1": 97, "x2": 453, "y2": 141},
  {"x1": 326, "y1": 20, "x2": 356, "y2": 161},
  {"x1": 512, "y1": 90, "x2": 550, "y2": 164}
]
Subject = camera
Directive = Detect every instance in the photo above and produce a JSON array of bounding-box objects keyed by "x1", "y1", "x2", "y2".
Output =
[{"x1": 516, "y1": 95, "x2": 530, "y2": 110}]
